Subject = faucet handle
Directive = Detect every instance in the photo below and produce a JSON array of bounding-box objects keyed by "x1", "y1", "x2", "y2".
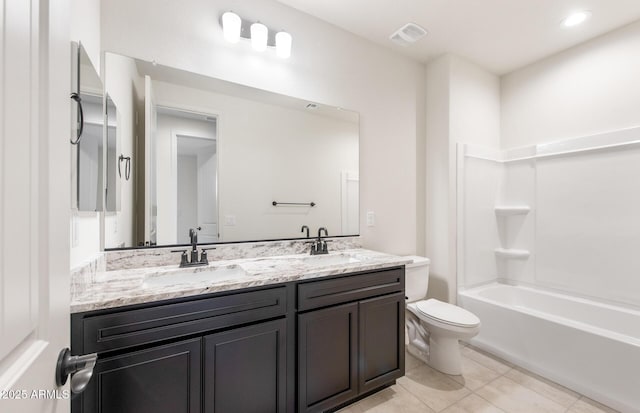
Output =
[
  {"x1": 170, "y1": 249, "x2": 189, "y2": 266},
  {"x1": 199, "y1": 247, "x2": 217, "y2": 264}
]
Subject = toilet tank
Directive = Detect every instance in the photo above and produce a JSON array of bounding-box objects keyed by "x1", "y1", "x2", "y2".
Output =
[{"x1": 404, "y1": 256, "x2": 431, "y2": 302}]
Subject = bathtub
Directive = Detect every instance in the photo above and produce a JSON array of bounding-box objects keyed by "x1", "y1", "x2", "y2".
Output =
[{"x1": 458, "y1": 282, "x2": 640, "y2": 413}]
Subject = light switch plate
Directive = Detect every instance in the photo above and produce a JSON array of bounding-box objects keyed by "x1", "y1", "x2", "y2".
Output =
[
  {"x1": 224, "y1": 215, "x2": 236, "y2": 226},
  {"x1": 366, "y1": 211, "x2": 375, "y2": 227}
]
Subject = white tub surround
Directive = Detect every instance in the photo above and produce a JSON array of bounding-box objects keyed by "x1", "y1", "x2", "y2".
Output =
[
  {"x1": 458, "y1": 126, "x2": 640, "y2": 304},
  {"x1": 71, "y1": 248, "x2": 410, "y2": 313},
  {"x1": 457, "y1": 127, "x2": 640, "y2": 412},
  {"x1": 459, "y1": 283, "x2": 640, "y2": 413}
]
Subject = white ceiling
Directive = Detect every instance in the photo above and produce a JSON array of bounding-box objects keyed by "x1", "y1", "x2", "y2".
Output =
[{"x1": 277, "y1": 0, "x2": 640, "y2": 74}]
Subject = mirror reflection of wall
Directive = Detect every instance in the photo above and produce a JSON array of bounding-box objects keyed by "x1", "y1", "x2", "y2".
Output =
[
  {"x1": 105, "y1": 96, "x2": 118, "y2": 211},
  {"x1": 76, "y1": 44, "x2": 104, "y2": 211},
  {"x1": 101, "y1": 53, "x2": 359, "y2": 250},
  {"x1": 103, "y1": 52, "x2": 143, "y2": 249}
]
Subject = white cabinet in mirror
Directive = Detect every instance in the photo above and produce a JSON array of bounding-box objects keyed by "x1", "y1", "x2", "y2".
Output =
[{"x1": 100, "y1": 52, "x2": 360, "y2": 249}]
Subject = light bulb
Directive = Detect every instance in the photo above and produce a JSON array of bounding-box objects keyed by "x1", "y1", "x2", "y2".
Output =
[
  {"x1": 251, "y1": 22, "x2": 268, "y2": 52},
  {"x1": 562, "y1": 11, "x2": 591, "y2": 27},
  {"x1": 276, "y1": 31, "x2": 292, "y2": 58},
  {"x1": 222, "y1": 12, "x2": 241, "y2": 43}
]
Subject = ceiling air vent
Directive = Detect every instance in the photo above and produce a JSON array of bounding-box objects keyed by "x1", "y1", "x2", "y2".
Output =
[{"x1": 389, "y1": 23, "x2": 427, "y2": 47}]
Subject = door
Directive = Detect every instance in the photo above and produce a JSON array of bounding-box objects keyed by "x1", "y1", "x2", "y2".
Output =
[
  {"x1": 341, "y1": 171, "x2": 359, "y2": 235},
  {"x1": 298, "y1": 303, "x2": 358, "y2": 413},
  {"x1": 174, "y1": 133, "x2": 218, "y2": 244},
  {"x1": 204, "y1": 319, "x2": 286, "y2": 413},
  {"x1": 81, "y1": 338, "x2": 201, "y2": 413},
  {"x1": 142, "y1": 75, "x2": 157, "y2": 245},
  {"x1": 0, "y1": 0, "x2": 71, "y2": 412},
  {"x1": 196, "y1": 141, "x2": 218, "y2": 243},
  {"x1": 358, "y1": 293, "x2": 405, "y2": 393}
]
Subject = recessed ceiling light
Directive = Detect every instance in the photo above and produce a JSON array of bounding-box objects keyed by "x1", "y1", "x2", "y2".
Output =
[{"x1": 562, "y1": 11, "x2": 591, "y2": 27}]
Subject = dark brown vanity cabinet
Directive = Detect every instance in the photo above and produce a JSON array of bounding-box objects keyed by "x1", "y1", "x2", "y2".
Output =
[
  {"x1": 297, "y1": 268, "x2": 405, "y2": 413},
  {"x1": 72, "y1": 266, "x2": 405, "y2": 413},
  {"x1": 84, "y1": 338, "x2": 202, "y2": 413},
  {"x1": 204, "y1": 318, "x2": 287, "y2": 413},
  {"x1": 72, "y1": 286, "x2": 288, "y2": 413}
]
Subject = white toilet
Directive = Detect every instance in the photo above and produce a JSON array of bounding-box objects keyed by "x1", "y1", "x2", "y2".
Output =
[{"x1": 404, "y1": 256, "x2": 480, "y2": 375}]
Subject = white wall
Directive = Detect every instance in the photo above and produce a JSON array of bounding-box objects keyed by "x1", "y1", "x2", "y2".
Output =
[
  {"x1": 100, "y1": 0, "x2": 425, "y2": 255},
  {"x1": 502, "y1": 20, "x2": 640, "y2": 149},
  {"x1": 426, "y1": 55, "x2": 501, "y2": 302},
  {"x1": 425, "y1": 56, "x2": 452, "y2": 302},
  {"x1": 70, "y1": 0, "x2": 100, "y2": 73}
]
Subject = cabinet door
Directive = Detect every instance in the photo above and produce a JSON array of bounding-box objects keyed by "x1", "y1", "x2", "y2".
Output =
[
  {"x1": 359, "y1": 292, "x2": 405, "y2": 393},
  {"x1": 83, "y1": 338, "x2": 201, "y2": 413},
  {"x1": 204, "y1": 319, "x2": 287, "y2": 413},
  {"x1": 298, "y1": 302, "x2": 358, "y2": 413}
]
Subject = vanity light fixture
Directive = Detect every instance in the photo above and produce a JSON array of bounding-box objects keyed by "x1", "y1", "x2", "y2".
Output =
[
  {"x1": 276, "y1": 31, "x2": 292, "y2": 58},
  {"x1": 220, "y1": 11, "x2": 292, "y2": 58},
  {"x1": 251, "y1": 22, "x2": 268, "y2": 51},
  {"x1": 562, "y1": 10, "x2": 591, "y2": 27},
  {"x1": 222, "y1": 11, "x2": 241, "y2": 43}
]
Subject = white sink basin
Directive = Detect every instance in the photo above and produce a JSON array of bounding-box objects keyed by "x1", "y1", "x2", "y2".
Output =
[
  {"x1": 143, "y1": 266, "x2": 250, "y2": 288},
  {"x1": 301, "y1": 254, "x2": 362, "y2": 267}
]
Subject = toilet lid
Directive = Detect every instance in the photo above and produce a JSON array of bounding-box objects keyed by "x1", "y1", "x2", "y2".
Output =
[{"x1": 416, "y1": 299, "x2": 480, "y2": 328}]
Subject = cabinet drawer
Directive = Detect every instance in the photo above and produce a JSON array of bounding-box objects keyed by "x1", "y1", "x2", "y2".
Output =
[
  {"x1": 297, "y1": 267, "x2": 404, "y2": 311},
  {"x1": 81, "y1": 287, "x2": 286, "y2": 354}
]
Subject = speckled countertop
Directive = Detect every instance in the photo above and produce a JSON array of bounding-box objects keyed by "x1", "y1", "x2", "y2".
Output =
[{"x1": 71, "y1": 249, "x2": 410, "y2": 313}]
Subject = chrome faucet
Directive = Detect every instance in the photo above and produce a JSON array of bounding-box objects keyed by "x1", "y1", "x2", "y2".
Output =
[
  {"x1": 301, "y1": 225, "x2": 310, "y2": 238},
  {"x1": 309, "y1": 227, "x2": 329, "y2": 255}
]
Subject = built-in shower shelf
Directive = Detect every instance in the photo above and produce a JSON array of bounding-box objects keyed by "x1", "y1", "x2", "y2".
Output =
[
  {"x1": 494, "y1": 206, "x2": 531, "y2": 216},
  {"x1": 494, "y1": 248, "x2": 530, "y2": 259}
]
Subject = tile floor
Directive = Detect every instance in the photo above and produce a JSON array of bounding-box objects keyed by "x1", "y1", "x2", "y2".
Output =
[{"x1": 338, "y1": 343, "x2": 618, "y2": 413}]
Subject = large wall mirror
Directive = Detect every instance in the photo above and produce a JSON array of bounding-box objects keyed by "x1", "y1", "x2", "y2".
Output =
[{"x1": 101, "y1": 52, "x2": 360, "y2": 249}]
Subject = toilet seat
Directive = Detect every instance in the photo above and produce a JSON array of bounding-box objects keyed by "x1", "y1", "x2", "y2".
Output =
[{"x1": 415, "y1": 299, "x2": 480, "y2": 328}]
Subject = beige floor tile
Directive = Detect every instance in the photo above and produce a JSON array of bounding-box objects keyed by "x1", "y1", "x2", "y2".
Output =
[
  {"x1": 476, "y1": 376, "x2": 566, "y2": 413},
  {"x1": 397, "y1": 364, "x2": 471, "y2": 411},
  {"x1": 450, "y1": 355, "x2": 501, "y2": 391},
  {"x1": 567, "y1": 397, "x2": 619, "y2": 413},
  {"x1": 505, "y1": 367, "x2": 579, "y2": 408},
  {"x1": 337, "y1": 384, "x2": 435, "y2": 413},
  {"x1": 441, "y1": 394, "x2": 506, "y2": 413},
  {"x1": 460, "y1": 345, "x2": 512, "y2": 374},
  {"x1": 404, "y1": 347, "x2": 425, "y2": 372}
]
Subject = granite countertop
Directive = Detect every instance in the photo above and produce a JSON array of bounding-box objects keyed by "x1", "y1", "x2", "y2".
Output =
[{"x1": 71, "y1": 249, "x2": 411, "y2": 313}]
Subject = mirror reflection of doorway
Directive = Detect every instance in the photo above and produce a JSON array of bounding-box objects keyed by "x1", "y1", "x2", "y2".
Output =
[
  {"x1": 154, "y1": 107, "x2": 218, "y2": 245},
  {"x1": 176, "y1": 135, "x2": 218, "y2": 244}
]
